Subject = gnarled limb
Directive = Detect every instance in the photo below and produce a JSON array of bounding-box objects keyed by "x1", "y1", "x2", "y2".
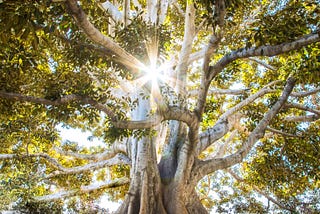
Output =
[
  {"x1": 34, "y1": 177, "x2": 129, "y2": 202},
  {"x1": 208, "y1": 32, "x2": 319, "y2": 81},
  {"x1": 65, "y1": 0, "x2": 144, "y2": 72},
  {"x1": 195, "y1": 81, "x2": 279, "y2": 156},
  {"x1": 191, "y1": 77, "x2": 296, "y2": 185}
]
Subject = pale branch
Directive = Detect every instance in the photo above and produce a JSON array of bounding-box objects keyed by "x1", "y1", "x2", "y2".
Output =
[
  {"x1": 124, "y1": 0, "x2": 130, "y2": 26},
  {"x1": 195, "y1": 82, "x2": 279, "y2": 155},
  {"x1": 226, "y1": 169, "x2": 296, "y2": 212},
  {"x1": 195, "y1": 120, "x2": 229, "y2": 156},
  {"x1": 290, "y1": 87, "x2": 320, "y2": 97},
  {"x1": 214, "y1": 130, "x2": 237, "y2": 159},
  {"x1": 175, "y1": 1, "x2": 196, "y2": 94},
  {"x1": 247, "y1": 57, "x2": 277, "y2": 71},
  {"x1": 163, "y1": 106, "x2": 196, "y2": 127},
  {"x1": 188, "y1": 88, "x2": 250, "y2": 97},
  {"x1": 203, "y1": 35, "x2": 221, "y2": 73},
  {"x1": 284, "y1": 103, "x2": 320, "y2": 115},
  {"x1": 159, "y1": 0, "x2": 169, "y2": 25},
  {"x1": 218, "y1": 80, "x2": 280, "y2": 121},
  {"x1": 147, "y1": 0, "x2": 158, "y2": 23},
  {"x1": 34, "y1": 177, "x2": 129, "y2": 202},
  {"x1": 46, "y1": 153, "x2": 131, "y2": 178},
  {"x1": 0, "y1": 91, "x2": 167, "y2": 129},
  {"x1": 192, "y1": 77, "x2": 295, "y2": 183},
  {"x1": 0, "y1": 153, "x2": 66, "y2": 171},
  {"x1": 266, "y1": 127, "x2": 303, "y2": 138},
  {"x1": 55, "y1": 141, "x2": 127, "y2": 161},
  {"x1": 208, "y1": 32, "x2": 320, "y2": 81},
  {"x1": 0, "y1": 90, "x2": 119, "y2": 120},
  {"x1": 284, "y1": 114, "x2": 320, "y2": 122},
  {"x1": 188, "y1": 49, "x2": 205, "y2": 64},
  {"x1": 98, "y1": 0, "x2": 123, "y2": 23},
  {"x1": 172, "y1": 0, "x2": 185, "y2": 16},
  {"x1": 65, "y1": 0, "x2": 144, "y2": 72}
]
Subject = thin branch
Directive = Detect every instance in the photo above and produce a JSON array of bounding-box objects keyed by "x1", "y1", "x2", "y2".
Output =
[
  {"x1": 46, "y1": 153, "x2": 131, "y2": 178},
  {"x1": 226, "y1": 169, "x2": 296, "y2": 212},
  {"x1": 0, "y1": 153, "x2": 66, "y2": 171},
  {"x1": 0, "y1": 152, "x2": 130, "y2": 177},
  {"x1": 284, "y1": 114, "x2": 319, "y2": 122},
  {"x1": 55, "y1": 141, "x2": 127, "y2": 161},
  {"x1": 248, "y1": 57, "x2": 277, "y2": 71},
  {"x1": 219, "y1": 80, "x2": 280, "y2": 121},
  {"x1": 266, "y1": 127, "x2": 303, "y2": 138},
  {"x1": 189, "y1": 88, "x2": 250, "y2": 97},
  {"x1": 0, "y1": 90, "x2": 118, "y2": 117},
  {"x1": 98, "y1": 0, "x2": 123, "y2": 23},
  {"x1": 34, "y1": 177, "x2": 129, "y2": 202},
  {"x1": 284, "y1": 103, "x2": 320, "y2": 115},
  {"x1": 290, "y1": 87, "x2": 320, "y2": 97},
  {"x1": 172, "y1": 0, "x2": 185, "y2": 16},
  {"x1": 65, "y1": 0, "x2": 144, "y2": 72}
]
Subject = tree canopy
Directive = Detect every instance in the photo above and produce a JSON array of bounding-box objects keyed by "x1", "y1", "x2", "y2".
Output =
[{"x1": 0, "y1": 0, "x2": 319, "y2": 213}]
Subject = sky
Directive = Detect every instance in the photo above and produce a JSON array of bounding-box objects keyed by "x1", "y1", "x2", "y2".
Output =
[{"x1": 57, "y1": 125, "x2": 120, "y2": 212}]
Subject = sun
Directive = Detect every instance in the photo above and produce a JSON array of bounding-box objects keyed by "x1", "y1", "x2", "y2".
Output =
[{"x1": 141, "y1": 63, "x2": 163, "y2": 84}]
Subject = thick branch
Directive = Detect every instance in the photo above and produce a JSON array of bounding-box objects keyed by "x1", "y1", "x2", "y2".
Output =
[
  {"x1": 34, "y1": 177, "x2": 129, "y2": 202},
  {"x1": 0, "y1": 91, "x2": 164, "y2": 129},
  {"x1": 195, "y1": 120, "x2": 229, "y2": 156},
  {"x1": 65, "y1": 0, "x2": 143, "y2": 72},
  {"x1": 192, "y1": 77, "x2": 295, "y2": 183},
  {"x1": 175, "y1": 1, "x2": 195, "y2": 94},
  {"x1": 208, "y1": 32, "x2": 319, "y2": 81},
  {"x1": 195, "y1": 81, "x2": 279, "y2": 155}
]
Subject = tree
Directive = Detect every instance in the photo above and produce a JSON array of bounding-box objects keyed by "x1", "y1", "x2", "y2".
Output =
[{"x1": 0, "y1": 0, "x2": 319, "y2": 213}]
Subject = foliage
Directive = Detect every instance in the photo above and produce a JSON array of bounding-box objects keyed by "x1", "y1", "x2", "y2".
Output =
[{"x1": 0, "y1": 0, "x2": 319, "y2": 213}]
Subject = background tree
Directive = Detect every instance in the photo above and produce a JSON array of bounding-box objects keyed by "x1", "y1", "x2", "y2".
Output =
[{"x1": 0, "y1": 0, "x2": 319, "y2": 213}]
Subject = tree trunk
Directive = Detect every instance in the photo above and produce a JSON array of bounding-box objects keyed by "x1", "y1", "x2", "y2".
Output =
[
  {"x1": 115, "y1": 121, "x2": 207, "y2": 213},
  {"x1": 115, "y1": 135, "x2": 208, "y2": 214}
]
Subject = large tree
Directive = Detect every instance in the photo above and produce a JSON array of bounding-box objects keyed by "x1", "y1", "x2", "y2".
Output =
[{"x1": 0, "y1": 0, "x2": 319, "y2": 213}]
